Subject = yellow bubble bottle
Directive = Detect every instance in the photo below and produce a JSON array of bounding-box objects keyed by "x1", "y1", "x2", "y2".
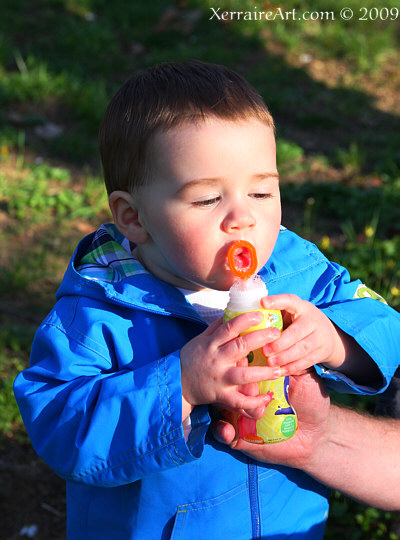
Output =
[{"x1": 223, "y1": 241, "x2": 298, "y2": 444}]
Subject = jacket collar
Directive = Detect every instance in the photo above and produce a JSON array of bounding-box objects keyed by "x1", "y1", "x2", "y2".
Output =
[
  {"x1": 76, "y1": 223, "x2": 149, "y2": 283},
  {"x1": 56, "y1": 224, "x2": 207, "y2": 324}
]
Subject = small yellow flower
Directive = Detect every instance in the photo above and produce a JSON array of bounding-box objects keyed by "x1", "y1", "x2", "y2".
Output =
[
  {"x1": 320, "y1": 236, "x2": 330, "y2": 250},
  {"x1": 1, "y1": 144, "x2": 9, "y2": 158},
  {"x1": 391, "y1": 286, "x2": 400, "y2": 297},
  {"x1": 364, "y1": 226, "x2": 374, "y2": 238}
]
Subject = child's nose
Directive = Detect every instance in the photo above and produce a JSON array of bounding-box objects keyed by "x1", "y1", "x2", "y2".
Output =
[{"x1": 222, "y1": 206, "x2": 256, "y2": 233}]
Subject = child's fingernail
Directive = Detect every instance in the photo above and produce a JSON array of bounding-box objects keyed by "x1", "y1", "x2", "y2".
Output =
[
  {"x1": 254, "y1": 406, "x2": 266, "y2": 418},
  {"x1": 272, "y1": 367, "x2": 284, "y2": 378},
  {"x1": 250, "y1": 312, "x2": 263, "y2": 323},
  {"x1": 270, "y1": 329, "x2": 281, "y2": 340}
]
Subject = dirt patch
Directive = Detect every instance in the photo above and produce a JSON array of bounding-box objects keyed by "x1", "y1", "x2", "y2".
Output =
[{"x1": 0, "y1": 436, "x2": 66, "y2": 540}]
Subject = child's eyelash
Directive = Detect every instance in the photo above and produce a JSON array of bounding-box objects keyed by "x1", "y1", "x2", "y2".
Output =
[
  {"x1": 193, "y1": 197, "x2": 221, "y2": 207},
  {"x1": 193, "y1": 193, "x2": 272, "y2": 208},
  {"x1": 193, "y1": 193, "x2": 272, "y2": 207},
  {"x1": 250, "y1": 193, "x2": 272, "y2": 200}
]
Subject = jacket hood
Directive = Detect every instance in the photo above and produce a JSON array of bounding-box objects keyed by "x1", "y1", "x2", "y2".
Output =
[{"x1": 56, "y1": 224, "x2": 205, "y2": 322}]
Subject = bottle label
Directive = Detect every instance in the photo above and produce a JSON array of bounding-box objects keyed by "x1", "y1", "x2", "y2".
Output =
[
  {"x1": 223, "y1": 308, "x2": 282, "y2": 335},
  {"x1": 223, "y1": 308, "x2": 298, "y2": 444},
  {"x1": 255, "y1": 373, "x2": 297, "y2": 444}
]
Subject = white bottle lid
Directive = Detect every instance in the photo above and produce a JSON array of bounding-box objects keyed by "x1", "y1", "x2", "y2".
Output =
[{"x1": 227, "y1": 276, "x2": 268, "y2": 311}]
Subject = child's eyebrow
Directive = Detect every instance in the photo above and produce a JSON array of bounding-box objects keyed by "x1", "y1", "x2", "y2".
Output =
[
  {"x1": 177, "y1": 178, "x2": 220, "y2": 193},
  {"x1": 177, "y1": 172, "x2": 279, "y2": 194},
  {"x1": 253, "y1": 172, "x2": 280, "y2": 181}
]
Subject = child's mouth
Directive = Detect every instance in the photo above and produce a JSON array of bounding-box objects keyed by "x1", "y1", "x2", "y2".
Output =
[{"x1": 233, "y1": 246, "x2": 252, "y2": 271}]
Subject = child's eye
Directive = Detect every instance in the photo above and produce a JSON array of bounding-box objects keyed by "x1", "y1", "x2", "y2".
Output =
[
  {"x1": 249, "y1": 193, "x2": 272, "y2": 200},
  {"x1": 193, "y1": 196, "x2": 221, "y2": 207}
]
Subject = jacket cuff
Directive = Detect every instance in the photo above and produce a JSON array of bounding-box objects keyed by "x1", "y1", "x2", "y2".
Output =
[
  {"x1": 161, "y1": 351, "x2": 210, "y2": 462},
  {"x1": 319, "y1": 300, "x2": 396, "y2": 394},
  {"x1": 314, "y1": 364, "x2": 382, "y2": 395}
]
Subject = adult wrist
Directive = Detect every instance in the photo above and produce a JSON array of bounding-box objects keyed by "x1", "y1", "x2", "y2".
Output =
[
  {"x1": 300, "y1": 404, "x2": 355, "y2": 485},
  {"x1": 295, "y1": 404, "x2": 336, "y2": 475}
]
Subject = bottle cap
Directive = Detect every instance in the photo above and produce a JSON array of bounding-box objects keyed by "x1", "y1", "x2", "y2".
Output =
[{"x1": 227, "y1": 276, "x2": 268, "y2": 311}]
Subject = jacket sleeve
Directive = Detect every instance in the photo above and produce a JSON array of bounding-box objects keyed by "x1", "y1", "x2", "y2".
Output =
[
  {"x1": 310, "y1": 258, "x2": 400, "y2": 395},
  {"x1": 13, "y1": 304, "x2": 210, "y2": 488}
]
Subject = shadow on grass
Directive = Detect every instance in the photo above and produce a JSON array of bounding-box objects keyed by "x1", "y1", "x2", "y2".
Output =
[{"x1": 0, "y1": 0, "x2": 399, "y2": 177}]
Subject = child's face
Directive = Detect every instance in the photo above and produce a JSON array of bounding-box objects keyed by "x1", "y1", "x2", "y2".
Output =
[{"x1": 135, "y1": 117, "x2": 281, "y2": 291}]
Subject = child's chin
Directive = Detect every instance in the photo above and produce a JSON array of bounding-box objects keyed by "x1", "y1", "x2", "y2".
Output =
[{"x1": 212, "y1": 275, "x2": 236, "y2": 291}]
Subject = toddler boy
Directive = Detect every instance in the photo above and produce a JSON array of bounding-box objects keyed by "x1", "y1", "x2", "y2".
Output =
[{"x1": 14, "y1": 60, "x2": 400, "y2": 539}]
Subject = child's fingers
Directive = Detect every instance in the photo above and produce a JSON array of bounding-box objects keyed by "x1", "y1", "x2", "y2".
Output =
[
  {"x1": 224, "y1": 389, "x2": 271, "y2": 413},
  {"x1": 227, "y1": 365, "x2": 283, "y2": 386},
  {"x1": 275, "y1": 351, "x2": 323, "y2": 375},
  {"x1": 216, "y1": 311, "x2": 264, "y2": 340},
  {"x1": 216, "y1": 368, "x2": 282, "y2": 413},
  {"x1": 202, "y1": 316, "x2": 224, "y2": 335},
  {"x1": 237, "y1": 382, "x2": 265, "y2": 419},
  {"x1": 239, "y1": 380, "x2": 279, "y2": 419},
  {"x1": 239, "y1": 406, "x2": 266, "y2": 420},
  {"x1": 236, "y1": 357, "x2": 248, "y2": 368},
  {"x1": 265, "y1": 334, "x2": 323, "y2": 372},
  {"x1": 238, "y1": 381, "x2": 257, "y2": 396},
  {"x1": 263, "y1": 320, "x2": 315, "y2": 364},
  {"x1": 220, "y1": 326, "x2": 281, "y2": 363},
  {"x1": 261, "y1": 293, "x2": 306, "y2": 314}
]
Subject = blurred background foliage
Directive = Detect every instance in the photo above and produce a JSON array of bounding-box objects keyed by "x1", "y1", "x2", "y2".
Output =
[{"x1": 0, "y1": 1, "x2": 399, "y2": 538}]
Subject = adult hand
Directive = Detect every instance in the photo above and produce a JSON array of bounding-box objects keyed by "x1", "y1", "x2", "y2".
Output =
[
  {"x1": 213, "y1": 369, "x2": 400, "y2": 511},
  {"x1": 212, "y1": 370, "x2": 330, "y2": 470}
]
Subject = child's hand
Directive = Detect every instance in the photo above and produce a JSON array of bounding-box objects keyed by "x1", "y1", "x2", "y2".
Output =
[
  {"x1": 261, "y1": 294, "x2": 346, "y2": 375},
  {"x1": 180, "y1": 312, "x2": 281, "y2": 416}
]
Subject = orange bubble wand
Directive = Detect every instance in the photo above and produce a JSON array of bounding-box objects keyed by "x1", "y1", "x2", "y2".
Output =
[{"x1": 227, "y1": 240, "x2": 258, "y2": 280}]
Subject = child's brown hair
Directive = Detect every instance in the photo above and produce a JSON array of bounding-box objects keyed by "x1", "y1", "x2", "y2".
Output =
[{"x1": 99, "y1": 59, "x2": 275, "y2": 195}]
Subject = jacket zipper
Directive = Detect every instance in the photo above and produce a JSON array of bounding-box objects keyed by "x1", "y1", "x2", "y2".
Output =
[{"x1": 248, "y1": 461, "x2": 261, "y2": 539}]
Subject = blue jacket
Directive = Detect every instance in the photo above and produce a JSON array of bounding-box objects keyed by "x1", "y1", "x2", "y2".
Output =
[{"x1": 14, "y1": 224, "x2": 400, "y2": 539}]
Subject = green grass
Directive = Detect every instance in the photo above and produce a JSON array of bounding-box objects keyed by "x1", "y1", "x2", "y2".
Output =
[
  {"x1": 326, "y1": 493, "x2": 400, "y2": 540},
  {"x1": 0, "y1": 163, "x2": 107, "y2": 222},
  {"x1": 280, "y1": 181, "x2": 400, "y2": 308},
  {"x1": 202, "y1": 0, "x2": 400, "y2": 67},
  {"x1": 1, "y1": 1, "x2": 399, "y2": 538},
  {"x1": 0, "y1": 324, "x2": 33, "y2": 438}
]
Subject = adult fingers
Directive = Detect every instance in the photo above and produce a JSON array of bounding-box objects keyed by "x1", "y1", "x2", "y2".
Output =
[{"x1": 212, "y1": 419, "x2": 237, "y2": 445}]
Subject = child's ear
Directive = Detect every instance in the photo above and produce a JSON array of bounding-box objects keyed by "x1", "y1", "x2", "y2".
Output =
[{"x1": 108, "y1": 191, "x2": 148, "y2": 244}]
